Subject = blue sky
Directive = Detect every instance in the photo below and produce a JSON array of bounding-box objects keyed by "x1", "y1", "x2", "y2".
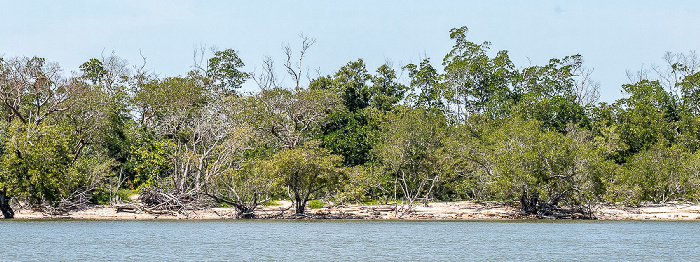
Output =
[{"x1": 1, "y1": 1, "x2": 699, "y2": 102}]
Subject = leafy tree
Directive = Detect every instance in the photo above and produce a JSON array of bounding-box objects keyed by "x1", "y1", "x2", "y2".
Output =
[
  {"x1": 318, "y1": 108, "x2": 381, "y2": 167},
  {"x1": 129, "y1": 135, "x2": 169, "y2": 189},
  {"x1": 512, "y1": 94, "x2": 589, "y2": 134},
  {"x1": 514, "y1": 55, "x2": 582, "y2": 101},
  {"x1": 132, "y1": 76, "x2": 208, "y2": 128},
  {"x1": 615, "y1": 80, "x2": 678, "y2": 157},
  {"x1": 267, "y1": 144, "x2": 345, "y2": 215},
  {"x1": 208, "y1": 154, "x2": 279, "y2": 218},
  {"x1": 607, "y1": 145, "x2": 700, "y2": 204},
  {"x1": 486, "y1": 119, "x2": 602, "y2": 217},
  {"x1": 447, "y1": 117, "x2": 604, "y2": 217},
  {"x1": 333, "y1": 59, "x2": 372, "y2": 112},
  {"x1": 206, "y1": 48, "x2": 249, "y2": 92},
  {"x1": 373, "y1": 106, "x2": 447, "y2": 215},
  {"x1": 370, "y1": 64, "x2": 408, "y2": 111},
  {"x1": 442, "y1": 26, "x2": 515, "y2": 118},
  {"x1": 0, "y1": 56, "x2": 75, "y2": 126},
  {"x1": 0, "y1": 56, "x2": 119, "y2": 217},
  {"x1": 79, "y1": 58, "x2": 108, "y2": 85},
  {"x1": 404, "y1": 58, "x2": 445, "y2": 110},
  {"x1": 680, "y1": 71, "x2": 700, "y2": 115},
  {"x1": 1, "y1": 123, "x2": 114, "y2": 211},
  {"x1": 439, "y1": 115, "x2": 495, "y2": 200},
  {"x1": 312, "y1": 63, "x2": 404, "y2": 167}
]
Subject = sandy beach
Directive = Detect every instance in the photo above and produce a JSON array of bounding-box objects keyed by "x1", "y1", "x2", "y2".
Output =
[{"x1": 9, "y1": 201, "x2": 700, "y2": 220}]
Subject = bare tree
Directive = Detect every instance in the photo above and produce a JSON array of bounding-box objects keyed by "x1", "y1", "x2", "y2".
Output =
[
  {"x1": 99, "y1": 51, "x2": 131, "y2": 95},
  {"x1": 654, "y1": 51, "x2": 699, "y2": 98},
  {"x1": 0, "y1": 56, "x2": 74, "y2": 126},
  {"x1": 207, "y1": 160, "x2": 278, "y2": 218},
  {"x1": 242, "y1": 87, "x2": 342, "y2": 149},
  {"x1": 251, "y1": 56, "x2": 279, "y2": 91},
  {"x1": 284, "y1": 34, "x2": 316, "y2": 89},
  {"x1": 572, "y1": 66, "x2": 600, "y2": 107}
]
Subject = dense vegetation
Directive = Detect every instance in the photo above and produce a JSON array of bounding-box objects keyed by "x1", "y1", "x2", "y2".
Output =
[{"x1": 1, "y1": 27, "x2": 699, "y2": 218}]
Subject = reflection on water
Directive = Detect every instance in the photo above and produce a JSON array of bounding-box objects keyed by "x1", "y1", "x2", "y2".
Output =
[{"x1": 1, "y1": 220, "x2": 699, "y2": 261}]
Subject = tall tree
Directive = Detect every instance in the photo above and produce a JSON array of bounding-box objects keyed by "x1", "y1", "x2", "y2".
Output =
[
  {"x1": 333, "y1": 59, "x2": 372, "y2": 112},
  {"x1": 404, "y1": 58, "x2": 444, "y2": 110},
  {"x1": 370, "y1": 64, "x2": 408, "y2": 111},
  {"x1": 442, "y1": 26, "x2": 515, "y2": 119},
  {"x1": 205, "y1": 48, "x2": 249, "y2": 93}
]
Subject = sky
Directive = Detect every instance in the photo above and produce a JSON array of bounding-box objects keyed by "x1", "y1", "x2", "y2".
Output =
[{"x1": 1, "y1": 0, "x2": 699, "y2": 103}]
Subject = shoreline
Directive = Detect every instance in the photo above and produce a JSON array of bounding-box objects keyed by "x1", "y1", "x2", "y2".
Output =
[{"x1": 8, "y1": 201, "x2": 700, "y2": 221}]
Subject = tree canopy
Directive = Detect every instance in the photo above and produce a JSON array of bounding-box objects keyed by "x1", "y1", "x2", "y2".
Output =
[{"x1": 2, "y1": 26, "x2": 700, "y2": 219}]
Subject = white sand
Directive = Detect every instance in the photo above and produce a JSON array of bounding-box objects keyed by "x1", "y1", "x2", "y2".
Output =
[{"x1": 10, "y1": 201, "x2": 700, "y2": 220}]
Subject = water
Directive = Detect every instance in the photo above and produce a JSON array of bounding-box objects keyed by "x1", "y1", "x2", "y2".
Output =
[{"x1": 2, "y1": 220, "x2": 699, "y2": 261}]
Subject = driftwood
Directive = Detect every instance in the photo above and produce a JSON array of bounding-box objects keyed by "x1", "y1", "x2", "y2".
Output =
[
  {"x1": 520, "y1": 194, "x2": 595, "y2": 219},
  {"x1": 138, "y1": 188, "x2": 214, "y2": 215},
  {"x1": 40, "y1": 190, "x2": 92, "y2": 216},
  {"x1": 204, "y1": 193, "x2": 266, "y2": 219},
  {"x1": 115, "y1": 204, "x2": 139, "y2": 213}
]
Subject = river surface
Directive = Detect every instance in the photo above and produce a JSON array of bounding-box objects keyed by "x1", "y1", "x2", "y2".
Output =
[{"x1": 2, "y1": 220, "x2": 699, "y2": 261}]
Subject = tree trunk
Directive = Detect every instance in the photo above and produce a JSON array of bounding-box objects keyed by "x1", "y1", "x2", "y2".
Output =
[
  {"x1": 0, "y1": 188, "x2": 14, "y2": 219},
  {"x1": 520, "y1": 193, "x2": 539, "y2": 215},
  {"x1": 294, "y1": 195, "x2": 306, "y2": 215},
  {"x1": 234, "y1": 204, "x2": 256, "y2": 219}
]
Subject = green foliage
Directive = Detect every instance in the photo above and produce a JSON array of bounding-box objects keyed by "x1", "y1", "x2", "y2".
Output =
[
  {"x1": 513, "y1": 94, "x2": 590, "y2": 133},
  {"x1": 129, "y1": 137, "x2": 169, "y2": 189},
  {"x1": 267, "y1": 143, "x2": 345, "y2": 214},
  {"x1": 606, "y1": 144, "x2": 700, "y2": 204},
  {"x1": 207, "y1": 48, "x2": 249, "y2": 91},
  {"x1": 307, "y1": 199, "x2": 325, "y2": 209},
  {"x1": 370, "y1": 64, "x2": 408, "y2": 111},
  {"x1": 210, "y1": 158, "x2": 281, "y2": 215},
  {"x1": 261, "y1": 200, "x2": 280, "y2": 206},
  {"x1": 443, "y1": 26, "x2": 515, "y2": 117},
  {"x1": 614, "y1": 80, "x2": 678, "y2": 158},
  {"x1": 374, "y1": 106, "x2": 447, "y2": 203},
  {"x1": 116, "y1": 189, "x2": 138, "y2": 202},
  {"x1": 319, "y1": 108, "x2": 382, "y2": 167},
  {"x1": 79, "y1": 58, "x2": 107, "y2": 85},
  {"x1": 333, "y1": 59, "x2": 372, "y2": 112},
  {"x1": 3, "y1": 28, "x2": 700, "y2": 218},
  {"x1": 132, "y1": 76, "x2": 208, "y2": 127},
  {"x1": 443, "y1": 117, "x2": 606, "y2": 209},
  {"x1": 91, "y1": 191, "x2": 111, "y2": 205},
  {"x1": 514, "y1": 55, "x2": 581, "y2": 99},
  {"x1": 404, "y1": 58, "x2": 444, "y2": 110},
  {"x1": 0, "y1": 123, "x2": 111, "y2": 205}
]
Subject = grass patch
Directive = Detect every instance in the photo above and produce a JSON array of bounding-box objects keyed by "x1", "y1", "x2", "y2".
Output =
[
  {"x1": 262, "y1": 200, "x2": 280, "y2": 206},
  {"x1": 308, "y1": 199, "x2": 325, "y2": 209},
  {"x1": 90, "y1": 189, "x2": 138, "y2": 205},
  {"x1": 361, "y1": 199, "x2": 413, "y2": 205},
  {"x1": 117, "y1": 189, "x2": 138, "y2": 202}
]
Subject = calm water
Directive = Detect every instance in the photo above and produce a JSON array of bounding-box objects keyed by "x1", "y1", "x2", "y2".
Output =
[{"x1": 2, "y1": 220, "x2": 699, "y2": 261}]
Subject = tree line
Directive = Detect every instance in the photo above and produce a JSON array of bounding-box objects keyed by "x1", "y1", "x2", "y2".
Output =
[{"x1": 1, "y1": 27, "x2": 699, "y2": 218}]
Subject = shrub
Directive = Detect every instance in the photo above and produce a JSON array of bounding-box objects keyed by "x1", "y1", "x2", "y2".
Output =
[{"x1": 308, "y1": 199, "x2": 325, "y2": 209}]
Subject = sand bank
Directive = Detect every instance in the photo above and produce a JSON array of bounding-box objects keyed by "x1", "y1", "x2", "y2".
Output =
[{"x1": 9, "y1": 201, "x2": 700, "y2": 220}]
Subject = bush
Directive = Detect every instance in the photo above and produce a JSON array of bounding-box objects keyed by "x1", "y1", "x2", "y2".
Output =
[
  {"x1": 308, "y1": 199, "x2": 325, "y2": 209},
  {"x1": 117, "y1": 189, "x2": 138, "y2": 202},
  {"x1": 91, "y1": 191, "x2": 111, "y2": 205}
]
